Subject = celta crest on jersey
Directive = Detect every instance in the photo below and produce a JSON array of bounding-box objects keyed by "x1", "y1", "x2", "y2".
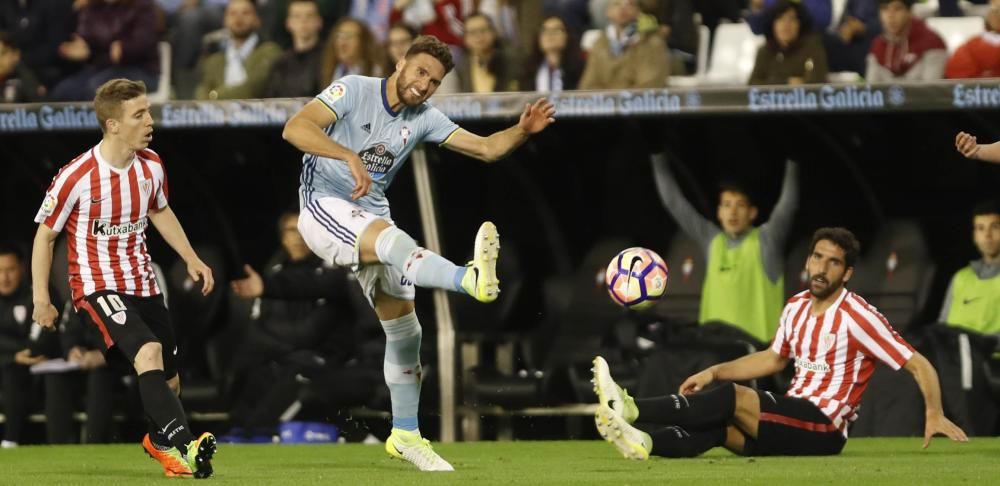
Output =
[
  {"x1": 359, "y1": 143, "x2": 396, "y2": 178},
  {"x1": 91, "y1": 219, "x2": 148, "y2": 237}
]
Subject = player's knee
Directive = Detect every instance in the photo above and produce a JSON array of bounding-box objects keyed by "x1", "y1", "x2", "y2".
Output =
[
  {"x1": 166, "y1": 375, "x2": 181, "y2": 396},
  {"x1": 133, "y1": 341, "x2": 164, "y2": 372},
  {"x1": 733, "y1": 384, "x2": 759, "y2": 413},
  {"x1": 360, "y1": 219, "x2": 396, "y2": 264}
]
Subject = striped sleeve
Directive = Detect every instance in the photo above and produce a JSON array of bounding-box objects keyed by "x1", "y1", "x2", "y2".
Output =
[
  {"x1": 34, "y1": 156, "x2": 90, "y2": 232},
  {"x1": 845, "y1": 296, "x2": 914, "y2": 370},
  {"x1": 142, "y1": 149, "x2": 169, "y2": 209}
]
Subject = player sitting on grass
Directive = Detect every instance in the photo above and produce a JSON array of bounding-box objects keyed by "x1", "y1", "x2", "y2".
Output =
[{"x1": 592, "y1": 227, "x2": 968, "y2": 459}]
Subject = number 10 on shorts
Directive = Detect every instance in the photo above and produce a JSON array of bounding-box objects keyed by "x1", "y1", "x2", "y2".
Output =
[{"x1": 96, "y1": 294, "x2": 127, "y2": 315}]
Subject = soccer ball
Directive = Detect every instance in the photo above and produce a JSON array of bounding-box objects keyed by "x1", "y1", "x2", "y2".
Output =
[{"x1": 605, "y1": 247, "x2": 668, "y2": 310}]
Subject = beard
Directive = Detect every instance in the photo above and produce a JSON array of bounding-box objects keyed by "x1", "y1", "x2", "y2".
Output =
[
  {"x1": 394, "y1": 72, "x2": 426, "y2": 107},
  {"x1": 808, "y1": 272, "x2": 843, "y2": 299}
]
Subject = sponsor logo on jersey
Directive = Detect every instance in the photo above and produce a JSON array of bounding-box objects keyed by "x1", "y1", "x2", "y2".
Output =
[
  {"x1": 327, "y1": 83, "x2": 347, "y2": 101},
  {"x1": 794, "y1": 357, "x2": 831, "y2": 373},
  {"x1": 91, "y1": 219, "x2": 148, "y2": 237},
  {"x1": 40, "y1": 193, "x2": 58, "y2": 216},
  {"x1": 361, "y1": 122, "x2": 371, "y2": 133},
  {"x1": 358, "y1": 143, "x2": 396, "y2": 178}
]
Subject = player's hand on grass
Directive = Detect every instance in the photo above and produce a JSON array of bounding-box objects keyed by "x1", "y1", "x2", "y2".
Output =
[
  {"x1": 347, "y1": 155, "x2": 372, "y2": 200},
  {"x1": 186, "y1": 257, "x2": 215, "y2": 295},
  {"x1": 231, "y1": 264, "x2": 264, "y2": 299},
  {"x1": 922, "y1": 413, "x2": 968, "y2": 449},
  {"x1": 32, "y1": 300, "x2": 58, "y2": 329},
  {"x1": 679, "y1": 369, "x2": 715, "y2": 395},
  {"x1": 14, "y1": 349, "x2": 47, "y2": 366},
  {"x1": 518, "y1": 98, "x2": 556, "y2": 135},
  {"x1": 955, "y1": 132, "x2": 980, "y2": 159}
]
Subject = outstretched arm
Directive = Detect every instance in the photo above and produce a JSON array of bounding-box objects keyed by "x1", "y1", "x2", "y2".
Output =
[
  {"x1": 903, "y1": 351, "x2": 969, "y2": 448},
  {"x1": 679, "y1": 350, "x2": 789, "y2": 395},
  {"x1": 283, "y1": 100, "x2": 371, "y2": 199},
  {"x1": 650, "y1": 153, "x2": 720, "y2": 248},
  {"x1": 148, "y1": 206, "x2": 215, "y2": 296},
  {"x1": 443, "y1": 98, "x2": 555, "y2": 163},
  {"x1": 31, "y1": 224, "x2": 60, "y2": 329},
  {"x1": 956, "y1": 131, "x2": 1000, "y2": 164}
]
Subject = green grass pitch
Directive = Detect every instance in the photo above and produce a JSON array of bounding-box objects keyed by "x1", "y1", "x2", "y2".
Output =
[{"x1": 0, "y1": 438, "x2": 997, "y2": 485}]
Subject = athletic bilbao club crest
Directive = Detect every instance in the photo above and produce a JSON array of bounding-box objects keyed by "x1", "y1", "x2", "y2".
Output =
[
  {"x1": 111, "y1": 311, "x2": 127, "y2": 325},
  {"x1": 13, "y1": 305, "x2": 27, "y2": 324},
  {"x1": 140, "y1": 180, "x2": 152, "y2": 197},
  {"x1": 820, "y1": 333, "x2": 836, "y2": 354}
]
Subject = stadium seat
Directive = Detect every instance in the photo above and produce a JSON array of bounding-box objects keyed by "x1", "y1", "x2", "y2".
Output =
[
  {"x1": 669, "y1": 24, "x2": 712, "y2": 87},
  {"x1": 925, "y1": 16, "x2": 986, "y2": 54},
  {"x1": 913, "y1": 0, "x2": 940, "y2": 18},
  {"x1": 649, "y1": 231, "x2": 705, "y2": 324},
  {"x1": 580, "y1": 29, "x2": 601, "y2": 53},
  {"x1": 147, "y1": 42, "x2": 172, "y2": 104},
  {"x1": 849, "y1": 220, "x2": 935, "y2": 331},
  {"x1": 704, "y1": 22, "x2": 764, "y2": 86}
]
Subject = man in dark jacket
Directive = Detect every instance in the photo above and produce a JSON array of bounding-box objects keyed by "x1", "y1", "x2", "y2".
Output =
[
  {"x1": 0, "y1": 0, "x2": 76, "y2": 89},
  {"x1": 264, "y1": 0, "x2": 324, "y2": 98},
  {"x1": 0, "y1": 32, "x2": 44, "y2": 103}
]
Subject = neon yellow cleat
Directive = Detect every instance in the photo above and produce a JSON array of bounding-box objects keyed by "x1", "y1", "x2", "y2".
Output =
[
  {"x1": 385, "y1": 428, "x2": 454, "y2": 471},
  {"x1": 184, "y1": 432, "x2": 217, "y2": 479},
  {"x1": 142, "y1": 433, "x2": 193, "y2": 478},
  {"x1": 592, "y1": 356, "x2": 639, "y2": 424},
  {"x1": 460, "y1": 221, "x2": 500, "y2": 303}
]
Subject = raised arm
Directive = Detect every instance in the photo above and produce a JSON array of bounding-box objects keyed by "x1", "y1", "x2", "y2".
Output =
[
  {"x1": 679, "y1": 350, "x2": 789, "y2": 395},
  {"x1": 759, "y1": 160, "x2": 800, "y2": 282},
  {"x1": 903, "y1": 351, "x2": 969, "y2": 448},
  {"x1": 442, "y1": 98, "x2": 555, "y2": 163},
  {"x1": 31, "y1": 224, "x2": 60, "y2": 329},
  {"x1": 148, "y1": 206, "x2": 214, "y2": 296},
  {"x1": 283, "y1": 99, "x2": 372, "y2": 199},
  {"x1": 650, "y1": 153, "x2": 720, "y2": 249},
  {"x1": 956, "y1": 131, "x2": 1000, "y2": 164}
]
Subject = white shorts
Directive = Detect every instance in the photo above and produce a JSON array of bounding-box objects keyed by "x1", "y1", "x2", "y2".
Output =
[{"x1": 298, "y1": 196, "x2": 415, "y2": 306}]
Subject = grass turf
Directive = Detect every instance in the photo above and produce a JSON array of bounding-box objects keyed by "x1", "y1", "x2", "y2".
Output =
[{"x1": 0, "y1": 438, "x2": 996, "y2": 485}]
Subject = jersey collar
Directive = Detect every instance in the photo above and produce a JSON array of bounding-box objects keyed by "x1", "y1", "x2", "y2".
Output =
[{"x1": 381, "y1": 78, "x2": 400, "y2": 118}]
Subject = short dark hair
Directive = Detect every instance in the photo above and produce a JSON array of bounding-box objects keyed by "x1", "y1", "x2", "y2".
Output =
[
  {"x1": 404, "y1": 35, "x2": 455, "y2": 73},
  {"x1": 810, "y1": 227, "x2": 861, "y2": 268},
  {"x1": 761, "y1": 0, "x2": 813, "y2": 45},
  {"x1": 0, "y1": 241, "x2": 24, "y2": 262},
  {"x1": 718, "y1": 181, "x2": 756, "y2": 206},
  {"x1": 973, "y1": 200, "x2": 1000, "y2": 219},
  {"x1": 878, "y1": 0, "x2": 915, "y2": 8},
  {"x1": 94, "y1": 78, "x2": 147, "y2": 133}
]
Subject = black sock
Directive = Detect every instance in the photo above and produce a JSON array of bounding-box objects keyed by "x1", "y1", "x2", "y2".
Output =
[
  {"x1": 634, "y1": 383, "x2": 736, "y2": 428},
  {"x1": 147, "y1": 418, "x2": 172, "y2": 449},
  {"x1": 639, "y1": 423, "x2": 727, "y2": 458},
  {"x1": 137, "y1": 370, "x2": 195, "y2": 451}
]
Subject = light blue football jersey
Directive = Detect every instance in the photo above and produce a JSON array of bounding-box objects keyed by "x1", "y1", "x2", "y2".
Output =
[{"x1": 299, "y1": 75, "x2": 460, "y2": 216}]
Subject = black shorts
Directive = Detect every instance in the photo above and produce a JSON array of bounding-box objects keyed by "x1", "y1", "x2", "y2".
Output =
[
  {"x1": 744, "y1": 390, "x2": 847, "y2": 456},
  {"x1": 77, "y1": 290, "x2": 178, "y2": 379}
]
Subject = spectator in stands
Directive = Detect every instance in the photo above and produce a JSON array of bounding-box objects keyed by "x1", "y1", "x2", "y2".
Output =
[
  {"x1": 0, "y1": 32, "x2": 44, "y2": 103},
  {"x1": 258, "y1": 0, "x2": 348, "y2": 49},
  {"x1": 265, "y1": 0, "x2": 325, "y2": 97},
  {"x1": 0, "y1": 243, "x2": 60, "y2": 448},
  {"x1": 545, "y1": 0, "x2": 592, "y2": 35},
  {"x1": 940, "y1": 0, "x2": 990, "y2": 17},
  {"x1": 454, "y1": 13, "x2": 519, "y2": 92},
  {"x1": 479, "y1": 0, "x2": 545, "y2": 62},
  {"x1": 956, "y1": 131, "x2": 1000, "y2": 164},
  {"x1": 579, "y1": 0, "x2": 669, "y2": 89},
  {"x1": 650, "y1": 156, "x2": 799, "y2": 346},
  {"x1": 747, "y1": 0, "x2": 833, "y2": 34},
  {"x1": 749, "y1": 0, "x2": 829, "y2": 85},
  {"x1": 156, "y1": 0, "x2": 228, "y2": 99},
  {"x1": 224, "y1": 212, "x2": 356, "y2": 440},
  {"x1": 939, "y1": 201, "x2": 1000, "y2": 336},
  {"x1": 823, "y1": 0, "x2": 882, "y2": 75},
  {"x1": 521, "y1": 15, "x2": 584, "y2": 92},
  {"x1": 196, "y1": 0, "x2": 282, "y2": 100},
  {"x1": 49, "y1": 0, "x2": 161, "y2": 101},
  {"x1": 641, "y1": 0, "x2": 698, "y2": 71},
  {"x1": 42, "y1": 301, "x2": 122, "y2": 444},
  {"x1": 319, "y1": 17, "x2": 386, "y2": 84},
  {"x1": 0, "y1": 0, "x2": 76, "y2": 89},
  {"x1": 386, "y1": 23, "x2": 418, "y2": 68},
  {"x1": 350, "y1": 0, "x2": 392, "y2": 42},
  {"x1": 389, "y1": 0, "x2": 470, "y2": 57},
  {"x1": 865, "y1": 0, "x2": 947, "y2": 82},
  {"x1": 945, "y1": 0, "x2": 1000, "y2": 79}
]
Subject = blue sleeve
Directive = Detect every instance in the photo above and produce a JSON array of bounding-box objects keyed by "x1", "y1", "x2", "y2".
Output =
[
  {"x1": 315, "y1": 76, "x2": 359, "y2": 120},
  {"x1": 422, "y1": 105, "x2": 461, "y2": 145}
]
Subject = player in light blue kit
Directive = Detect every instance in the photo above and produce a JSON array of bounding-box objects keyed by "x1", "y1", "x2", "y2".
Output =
[{"x1": 281, "y1": 35, "x2": 556, "y2": 471}]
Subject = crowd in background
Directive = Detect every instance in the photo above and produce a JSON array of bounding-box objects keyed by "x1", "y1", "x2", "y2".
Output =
[{"x1": 0, "y1": 0, "x2": 998, "y2": 104}]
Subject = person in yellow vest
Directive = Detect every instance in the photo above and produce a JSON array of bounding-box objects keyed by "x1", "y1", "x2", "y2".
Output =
[
  {"x1": 651, "y1": 155, "x2": 798, "y2": 345},
  {"x1": 938, "y1": 201, "x2": 1000, "y2": 335}
]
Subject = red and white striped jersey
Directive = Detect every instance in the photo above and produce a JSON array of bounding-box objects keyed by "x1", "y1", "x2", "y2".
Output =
[
  {"x1": 34, "y1": 141, "x2": 168, "y2": 303},
  {"x1": 770, "y1": 288, "x2": 915, "y2": 433}
]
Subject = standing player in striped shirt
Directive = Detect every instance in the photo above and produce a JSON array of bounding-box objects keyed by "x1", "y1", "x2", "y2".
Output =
[
  {"x1": 592, "y1": 227, "x2": 968, "y2": 459},
  {"x1": 282, "y1": 35, "x2": 555, "y2": 471},
  {"x1": 30, "y1": 79, "x2": 218, "y2": 478}
]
